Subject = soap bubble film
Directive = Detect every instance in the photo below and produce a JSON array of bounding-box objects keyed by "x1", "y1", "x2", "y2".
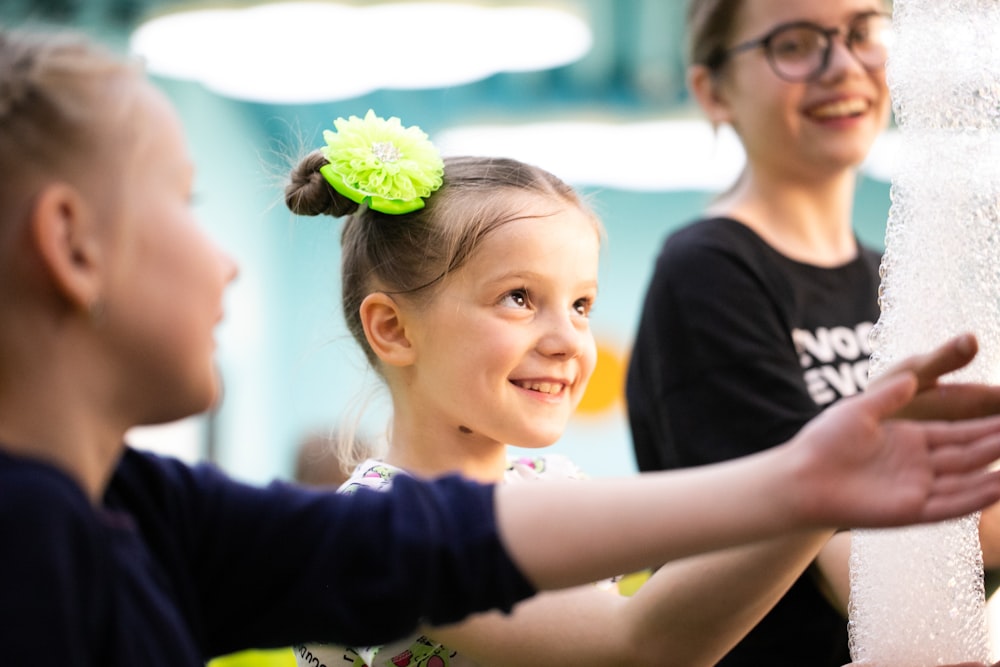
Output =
[{"x1": 849, "y1": 0, "x2": 1000, "y2": 663}]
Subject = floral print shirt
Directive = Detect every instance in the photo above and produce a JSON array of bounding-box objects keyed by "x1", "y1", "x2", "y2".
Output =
[{"x1": 294, "y1": 454, "x2": 595, "y2": 667}]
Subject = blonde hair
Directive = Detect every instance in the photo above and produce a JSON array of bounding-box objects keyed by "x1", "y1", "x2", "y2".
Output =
[{"x1": 0, "y1": 27, "x2": 144, "y2": 231}]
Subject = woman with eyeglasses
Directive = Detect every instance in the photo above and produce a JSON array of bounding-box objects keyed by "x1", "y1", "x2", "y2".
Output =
[{"x1": 626, "y1": 0, "x2": 1000, "y2": 665}]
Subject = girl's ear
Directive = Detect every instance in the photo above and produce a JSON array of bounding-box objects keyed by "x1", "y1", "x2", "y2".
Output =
[
  {"x1": 30, "y1": 182, "x2": 104, "y2": 313},
  {"x1": 359, "y1": 292, "x2": 416, "y2": 367},
  {"x1": 688, "y1": 64, "x2": 733, "y2": 129}
]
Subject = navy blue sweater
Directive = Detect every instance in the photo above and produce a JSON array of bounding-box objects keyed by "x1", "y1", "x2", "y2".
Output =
[{"x1": 0, "y1": 447, "x2": 535, "y2": 666}]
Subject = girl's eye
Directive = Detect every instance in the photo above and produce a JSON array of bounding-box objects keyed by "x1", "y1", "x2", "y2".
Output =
[
  {"x1": 501, "y1": 289, "x2": 529, "y2": 308},
  {"x1": 574, "y1": 297, "x2": 594, "y2": 317}
]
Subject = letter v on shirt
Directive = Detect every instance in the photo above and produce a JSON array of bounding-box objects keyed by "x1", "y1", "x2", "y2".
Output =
[{"x1": 793, "y1": 324, "x2": 874, "y2": 406}]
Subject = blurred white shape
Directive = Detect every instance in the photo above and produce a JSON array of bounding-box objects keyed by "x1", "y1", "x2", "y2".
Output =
[
  {"x1": 860, "y1": 127, "x2": 902, "y2": 183},
  {"x1": 130, "y1": 2, "x2": 592, "y2": 103},
  {"x1": 849, "y1": 0, "x2": 1000, "y2": 663},
  {"x1": 126, "y1": 417, "x2": 205, "y2": 464},
  {"x1": 437, "y1": 119, "x2": 745, "y2": 191},
  {"x1": 437, "y1": 118, "x2": 898, "y2": 191}
]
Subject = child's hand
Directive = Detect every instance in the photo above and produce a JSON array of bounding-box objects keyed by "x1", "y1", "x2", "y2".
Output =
[
  {"x1": 876, "y1": 333, "x2": 1000, "y2": 420},
  {"x1": 787, "y1": 366, "x2": 1000, "y2": 528}
]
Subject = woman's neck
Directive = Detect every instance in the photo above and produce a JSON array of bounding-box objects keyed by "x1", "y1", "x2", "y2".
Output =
[{"x1": 713, "y1": 167, "x2": 861, "y2": 267}]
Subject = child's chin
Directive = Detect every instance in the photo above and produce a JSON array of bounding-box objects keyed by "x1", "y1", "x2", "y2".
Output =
[{"x1": 520, "y1": 433, "x2": 563, "y2": 449}]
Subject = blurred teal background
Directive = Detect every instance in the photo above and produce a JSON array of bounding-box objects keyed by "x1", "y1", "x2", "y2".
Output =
[{"x1": 0, "y1": 0, "x2": 892, "y2": 483}]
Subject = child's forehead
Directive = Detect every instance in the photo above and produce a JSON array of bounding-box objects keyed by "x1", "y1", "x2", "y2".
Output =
[
  {"x1": 499, "y1": 202, "x2": 599, "y2": 240},
  {"x1": 464, "y1": 207, "x2": 601, "y2": 273}
]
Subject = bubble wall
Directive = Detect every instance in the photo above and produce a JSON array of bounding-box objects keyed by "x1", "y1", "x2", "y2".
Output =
[{"x1": 848, "y1": 1, "x2": 1000, "y2": 663}]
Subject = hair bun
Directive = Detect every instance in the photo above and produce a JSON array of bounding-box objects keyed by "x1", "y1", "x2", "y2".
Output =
[{"x1": 285, "y1": 150, "x2": 360, "y2": 218}]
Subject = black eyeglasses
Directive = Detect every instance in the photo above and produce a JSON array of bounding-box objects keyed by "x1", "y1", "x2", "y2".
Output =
[{"x1": 713, "y1": 11, "x2": 892, "y2": 83}]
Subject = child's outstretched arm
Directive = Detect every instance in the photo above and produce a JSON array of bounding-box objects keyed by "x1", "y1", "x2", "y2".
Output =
[
  {"x1": 420, "y1": 337, "x2": 1000, "y2": 667},
  {"x1": 429, "y1": 532, "x2": 832, "y2": 667},
  {"x1": 495, "y1": 364, "x2": 1000, "y2": 591}
]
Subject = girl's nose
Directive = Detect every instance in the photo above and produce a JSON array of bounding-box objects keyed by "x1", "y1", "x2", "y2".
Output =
[{"x1": 537, "y1": 310, "x2": 585, "y2": 359}]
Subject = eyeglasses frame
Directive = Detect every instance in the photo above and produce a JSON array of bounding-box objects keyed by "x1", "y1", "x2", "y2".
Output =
[{"x1": 712, "y1": 11, "x2": 892, "y2": 83}]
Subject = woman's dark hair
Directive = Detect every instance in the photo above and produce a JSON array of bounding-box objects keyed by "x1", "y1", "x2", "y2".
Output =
[{"x1": 686, "y1": 0, "x2": 746, "y2": 72}]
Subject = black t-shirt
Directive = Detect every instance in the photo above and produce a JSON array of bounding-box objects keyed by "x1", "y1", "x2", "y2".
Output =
[{"x1": 626, "y1": 216, "x2": 881, "y2": 666}]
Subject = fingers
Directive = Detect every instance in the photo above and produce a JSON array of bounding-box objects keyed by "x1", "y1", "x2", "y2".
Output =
[
  {"x1": 884, "y1": 335, "x2": 1000, "y2": 421},
  {"x1": 900, "y1": 383, "x2": 1000, "y2": 421},
  {"x1": 927, "y1": 430, "x2": 1000, "y2": 519},
  {"x1": 880, "y1": 333, "x2": 978, "y2": 392},
  {"x1": 921, "y1": 469, "x2": 1000, "y2": 523},
  {"x1": 923, "y1": 414, "x2": 1000, "y2": 451},
  {"x1": 929, "y1": 467, "x2": 1000, "y2": 498},
  {"x1": 931, "y1": 436, "x2": 1000, "y2": 475},
  {"x1": 858, "y1": 372, "x2": 918, "y2": 419},
  {"x1": 929, "y1": 430, "x2": 1000, "y2": 474}
]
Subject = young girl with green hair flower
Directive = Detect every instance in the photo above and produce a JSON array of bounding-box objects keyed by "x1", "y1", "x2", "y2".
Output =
[
  {"x1": 2, "y1": 17, "x2": 999, "y2": 667},
  {"x1": 284, "y1": 109, "x2": 1000, "y2": 667}
]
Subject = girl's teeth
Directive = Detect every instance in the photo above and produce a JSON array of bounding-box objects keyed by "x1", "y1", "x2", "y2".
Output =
[{"x1": 518, "y1": 381, "x2": 563, "y2": 394}]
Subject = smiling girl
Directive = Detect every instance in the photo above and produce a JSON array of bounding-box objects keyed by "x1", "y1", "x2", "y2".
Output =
[
  {"x1": 9, "y1": 23, "x2": 1000, "y2": 667},
  {"x1": 284, "y1": 110, "x2": 1000, "y2": 667}
]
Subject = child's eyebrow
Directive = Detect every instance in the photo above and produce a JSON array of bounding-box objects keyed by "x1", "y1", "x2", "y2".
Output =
[
  {"x1": 483, "y1": 271, "x2": 598, "y2": 292},
  {"x1": 482, "y1": 270, "x2": 538, "y2": 285}
]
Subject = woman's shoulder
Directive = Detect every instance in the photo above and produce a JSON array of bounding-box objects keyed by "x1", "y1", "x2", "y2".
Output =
[
  {"x1": 654, "y1": 215, "x2": 783, "y2": 287},
  {"x1": 664, "y1": 216, "x2": 771, "y2": 257}
]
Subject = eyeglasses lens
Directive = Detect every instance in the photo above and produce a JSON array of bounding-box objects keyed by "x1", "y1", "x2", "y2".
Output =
[{"x1": 767, "y1": 14, "x2": 891, "y2": 82}]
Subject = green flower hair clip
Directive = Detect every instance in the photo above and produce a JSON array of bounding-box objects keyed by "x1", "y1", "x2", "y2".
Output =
[{"x1": 319, "y1": 109, "x2": 444, "y2": 215}]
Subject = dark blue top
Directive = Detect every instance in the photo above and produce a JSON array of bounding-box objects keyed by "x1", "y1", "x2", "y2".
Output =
[{"x1": 0, "y1": 447, "x2": 535, "y2": 666}]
